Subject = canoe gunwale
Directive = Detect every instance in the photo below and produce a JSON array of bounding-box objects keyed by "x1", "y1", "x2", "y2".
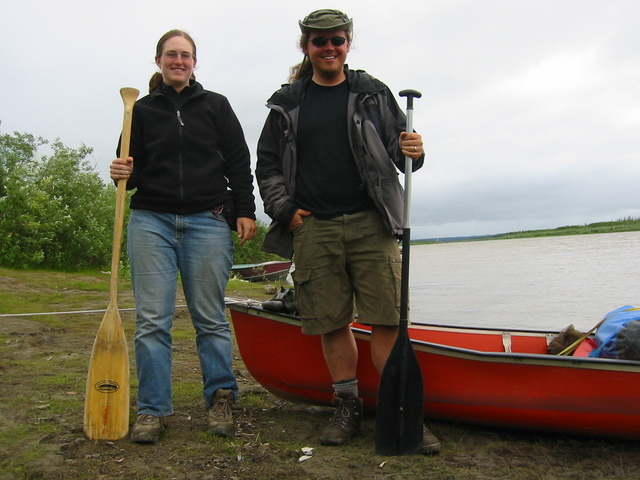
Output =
[{"x1": 227, "y1": 301, "x2": 640, "y2": 373}]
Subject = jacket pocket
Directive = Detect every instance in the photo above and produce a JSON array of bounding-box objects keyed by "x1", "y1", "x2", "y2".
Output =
[{"x1": 222, "y1": 197, "x2": 238, "y2": 232}]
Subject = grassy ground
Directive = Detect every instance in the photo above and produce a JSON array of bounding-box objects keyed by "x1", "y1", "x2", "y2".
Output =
[
  {"x1": 418, "y1": 218, "x2": 640, "y2": 244},
  {"x1": 497, "y1": 218, "x2": 640, "y2": 240},
  {"x1": 2, "y1": 267, "x2": 640, "y2": 479}
]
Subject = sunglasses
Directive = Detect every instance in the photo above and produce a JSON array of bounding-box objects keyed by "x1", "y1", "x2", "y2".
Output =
[{"x1": 310, "y1": 36, "x2": 347, "y2": 48}]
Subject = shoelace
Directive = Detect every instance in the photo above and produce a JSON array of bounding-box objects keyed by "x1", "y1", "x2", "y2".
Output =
[
  {"x1": 210, "y1": 397, "x2": 233, "y2": 421},
  {"x1": 328, "y1": 397, "x2": 358, "y2": 428},
  {"x1": 137, "y1": 414, "x2": 161, "y2": 426}
]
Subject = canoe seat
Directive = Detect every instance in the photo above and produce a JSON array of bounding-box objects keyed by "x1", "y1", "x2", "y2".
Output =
[{"x1": 502, "y1": 332, "x2": 512, "y2": 353}]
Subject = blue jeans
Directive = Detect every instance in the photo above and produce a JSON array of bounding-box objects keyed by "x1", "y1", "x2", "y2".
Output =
[{"x1": 127, "y1": 209, "x2": 236, "y2": 417}]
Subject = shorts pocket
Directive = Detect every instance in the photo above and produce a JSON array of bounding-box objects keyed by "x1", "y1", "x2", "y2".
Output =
[
  {"x1": 389, "y1": 256, "x2": 402, "y2": 308},
  {"x1": 291, "y1": 214, "x2": 312, "y2": 236},
  {"x1": 291, "y1": 266, "x2": 316, "y2": 319}
]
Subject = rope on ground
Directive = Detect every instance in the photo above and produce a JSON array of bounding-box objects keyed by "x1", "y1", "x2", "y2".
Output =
[{"x1": 0, "y1": 297, "x2": 254, "y2": 318}]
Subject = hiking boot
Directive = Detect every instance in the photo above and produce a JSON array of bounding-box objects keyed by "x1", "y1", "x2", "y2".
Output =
[
  {"x1": 208, "y1": 389, "x2": 236, "y2": 437},
  {"x1": 130, "y1": 414, "x2": 164, "y2": 443},
  {"x1": 262, "y1": 287, "x2": 287, "y2": 313},
  {"x1": 419, "y1": 425, "x2": 441, "y2": 454},
  {"x1": 282, "y1": 288, "x2": 297, "y2": 315},
  {"x1": 263, "y1": 287, "x2": 297, "y2": 314},
  {"x1": 320, "y1": 393, "x2": 363, "y2": 446}
]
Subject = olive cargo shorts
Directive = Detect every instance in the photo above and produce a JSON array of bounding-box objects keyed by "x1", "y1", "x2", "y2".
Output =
[{"x1": 292, "y1": 210, "x2": 402, "y2": 335}]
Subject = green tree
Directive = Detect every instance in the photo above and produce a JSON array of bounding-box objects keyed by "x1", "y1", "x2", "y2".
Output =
[
  {"x1": 230, "y1": 219, "x2": 284, "y2": 265},
  {"x1": 0, "y1": 132, "x2": 46, "y2": 267},
  {"x1": 0, "y1": 131, "x2": 114, "y2": 270}
]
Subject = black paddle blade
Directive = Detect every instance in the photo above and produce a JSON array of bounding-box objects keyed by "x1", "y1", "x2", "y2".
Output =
[{"x1": 375, "y1": 324, "x2": 424, "y2": 455}]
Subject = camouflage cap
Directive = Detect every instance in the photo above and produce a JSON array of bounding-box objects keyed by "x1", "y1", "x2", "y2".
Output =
[{"x1": 298, "y1": 9, "x2": 353, "y2": 33}]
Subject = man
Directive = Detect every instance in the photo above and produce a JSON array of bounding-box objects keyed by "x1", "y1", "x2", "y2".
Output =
[{"x1": 256, "y1": 9, "x2": 440, "y2": 454}]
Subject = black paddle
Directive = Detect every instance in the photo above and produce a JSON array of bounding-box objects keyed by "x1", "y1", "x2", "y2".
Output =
[{"x1": 375, "y1": 89, "x2": 424, "y2": 456}]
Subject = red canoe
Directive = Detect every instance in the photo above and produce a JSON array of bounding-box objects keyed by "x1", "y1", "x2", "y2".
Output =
[{"x1": 227, "y1": 301, "x2": 640, "y2": 440}]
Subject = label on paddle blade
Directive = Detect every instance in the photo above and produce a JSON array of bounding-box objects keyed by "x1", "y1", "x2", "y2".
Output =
[{"x1": 94, "y1": 380, "x2": 120, "y2": 393}]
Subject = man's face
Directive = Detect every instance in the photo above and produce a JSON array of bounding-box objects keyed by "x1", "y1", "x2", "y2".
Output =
[{"x1": 303, "y1": 29, "x2": 350, "y2": 85}]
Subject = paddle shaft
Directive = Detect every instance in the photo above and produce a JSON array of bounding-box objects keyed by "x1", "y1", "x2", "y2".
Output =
[
  {"x1": 110, "y1": 88, "x2": 138, "y2": 301},
  {"x1": 399, "y1": 89, "x2": 421, "y2": 324}
]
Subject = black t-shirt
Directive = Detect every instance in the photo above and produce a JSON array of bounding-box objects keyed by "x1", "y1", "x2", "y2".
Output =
[{"x1": 295, "y1": 80, "x2": 373, "y2": 219}]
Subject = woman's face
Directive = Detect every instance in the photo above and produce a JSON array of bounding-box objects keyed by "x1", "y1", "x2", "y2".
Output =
[{"x1": 155, "y1": 36, "x2": 196, "y2": 92}]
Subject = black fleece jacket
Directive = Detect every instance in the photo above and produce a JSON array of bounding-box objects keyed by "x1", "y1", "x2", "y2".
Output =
[{"x1": 121, "y1": 81, "x2": 256, "y2": 219}]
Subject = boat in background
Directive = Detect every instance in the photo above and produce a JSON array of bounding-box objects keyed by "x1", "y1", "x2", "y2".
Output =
[
  {"x1": 227, "y1": 301, "x2": 640, "y2": 440},
  {"x1": 230, "y1": 260, "x2": 292, "y2": 282}
]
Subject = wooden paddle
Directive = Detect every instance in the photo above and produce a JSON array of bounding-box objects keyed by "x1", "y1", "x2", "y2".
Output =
[
  {"x1": 375, "y1": 89, "x2": 424, "y2": 455},
  {"x1": 83, "y1": 87, "x2": 139, "y2": 440}
]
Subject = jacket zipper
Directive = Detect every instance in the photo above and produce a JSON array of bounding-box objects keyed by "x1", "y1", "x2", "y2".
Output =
[{"x1": 177, "y1": 110, "x2": 185, "y2": 202}]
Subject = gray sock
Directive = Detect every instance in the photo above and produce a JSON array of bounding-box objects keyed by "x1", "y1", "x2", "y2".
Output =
[{"x1": 333, "y1": 378, "x2": 358, "y2": 397}]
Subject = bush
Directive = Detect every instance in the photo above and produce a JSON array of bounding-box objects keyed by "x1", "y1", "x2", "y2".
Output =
[
  {"x1": 0, "y1": 131, "x2": 114, "y2": 270},
  {"x1": 231, "y1": 219, "x2": 285, "y2": 265}
]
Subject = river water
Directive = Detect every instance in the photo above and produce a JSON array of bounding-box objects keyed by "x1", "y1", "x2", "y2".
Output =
[{"x1": 408, "y1": 231, "x2": 640, "y2": 331}]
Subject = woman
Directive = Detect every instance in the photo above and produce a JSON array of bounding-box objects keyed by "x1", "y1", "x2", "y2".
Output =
[{"x1": 110, "y1": 29, "x2": 257, "y2": 444}]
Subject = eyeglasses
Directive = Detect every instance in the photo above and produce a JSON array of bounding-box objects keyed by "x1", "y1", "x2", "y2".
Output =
[
  {"x1": 310, "y1": 36, "x2": 347, "y2": 48},
  {"x1": 162, "y1": 51, "x2": 195, "y2": 60}
]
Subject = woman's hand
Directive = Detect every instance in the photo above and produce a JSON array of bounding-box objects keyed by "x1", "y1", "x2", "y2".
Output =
[{"x1": 110, "y1": 156, "x2": 133, "y2": 180}]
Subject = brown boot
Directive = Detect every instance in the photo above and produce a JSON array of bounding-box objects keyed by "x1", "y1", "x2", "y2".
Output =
[
  {"x1": 208, "y1": 389, "x2": 236, "y2": 437},
  {"x1": 320, "y1": 393, "x2": 363, "y2": 446},
  {"x1": 419, "y1": 425, "x2": 441, "y2": 454},
  {"x1": 130, "y1": 414, "x2": 165, "y2": 443}
]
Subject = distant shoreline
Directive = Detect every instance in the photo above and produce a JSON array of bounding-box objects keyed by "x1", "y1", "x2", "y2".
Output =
[{"x1": 417, "y1": 218, "x2": 640, "y2": 244}]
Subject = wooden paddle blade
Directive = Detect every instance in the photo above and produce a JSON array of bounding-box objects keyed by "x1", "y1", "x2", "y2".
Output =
[
  {"x1": 84, "y1": 303, "x2": 130, "y2": 440},
  {"x1": 375, "y1": 325, "x2": 424, "y2": 455}
]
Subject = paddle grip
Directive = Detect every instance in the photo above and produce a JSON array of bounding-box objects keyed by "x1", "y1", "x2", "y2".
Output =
[
  {"x1": 399, "y1": 89, "x2": 422, "y2": 229},
  {"x1": 399, "y1": 89, "x2": 422, "y2": 110}
]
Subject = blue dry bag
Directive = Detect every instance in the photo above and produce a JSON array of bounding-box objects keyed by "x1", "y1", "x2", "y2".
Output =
[{"x1": 588, "y1": 305, "x2": 640, "y2": 360}]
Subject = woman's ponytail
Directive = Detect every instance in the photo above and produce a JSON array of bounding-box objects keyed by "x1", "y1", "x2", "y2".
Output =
[{"x1": 148, "y1": 72, "x2": 163, "y2": 93}]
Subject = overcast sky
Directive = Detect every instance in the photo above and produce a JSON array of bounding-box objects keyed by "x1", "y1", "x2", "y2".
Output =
[{"x1": 2, "y1": 0, "x2": 639, "y2": 239}]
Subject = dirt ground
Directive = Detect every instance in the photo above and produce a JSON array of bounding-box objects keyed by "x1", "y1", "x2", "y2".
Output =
[{"x1": 2, "y1": 273, "x2": 640, "y2": 479}]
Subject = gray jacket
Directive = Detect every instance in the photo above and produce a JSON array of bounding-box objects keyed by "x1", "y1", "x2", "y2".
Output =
[{"x1": 256, "y1": 68, "x2": 424, "y2": 259}]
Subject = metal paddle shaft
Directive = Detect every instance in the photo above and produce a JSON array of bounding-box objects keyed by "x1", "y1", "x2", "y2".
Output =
[
  {"x1": 84, "y1": 87, "x2": 139, "y2": 440},
  {"x1": 375, "y1": 89, "x2": 424, "y2": 456}
]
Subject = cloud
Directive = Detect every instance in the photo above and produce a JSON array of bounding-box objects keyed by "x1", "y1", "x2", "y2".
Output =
[{"x1": 2, "y1": 0, "x2": 639, "y2": 238}]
